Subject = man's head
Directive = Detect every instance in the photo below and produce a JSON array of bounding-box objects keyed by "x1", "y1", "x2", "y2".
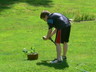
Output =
[{"x1": 40, "y1": 11, "x2": 50, "y2": 21}]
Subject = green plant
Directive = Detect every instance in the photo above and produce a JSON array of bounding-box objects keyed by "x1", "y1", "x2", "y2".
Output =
[
  {"x1": 22, "y1": 47, "x2": 36, "y2": 55},
  {"x1": 74, "y1": 13, "x2": 95, "y2": 22}
]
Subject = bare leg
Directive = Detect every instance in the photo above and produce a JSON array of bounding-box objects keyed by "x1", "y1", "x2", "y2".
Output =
[
  {"x1": 63, "y1": 42, "x2": 68, "y2": 57},
  {"x1": 56, "y1": 43, "x2": 62, "y2": 61}
]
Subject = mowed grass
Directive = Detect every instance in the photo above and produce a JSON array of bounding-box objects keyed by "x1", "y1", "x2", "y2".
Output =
[
  {"x1": 0, "y1": 16, "x2": 96, "y2": 72},
  {"x1": 0, "y1": 0, "x2": 96, "y2": 18},
  {"x1": 0, "y1": 0, "x2": 96, "y2": 72}
]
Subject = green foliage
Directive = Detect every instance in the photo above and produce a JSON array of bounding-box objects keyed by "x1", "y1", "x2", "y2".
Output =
[
  {"x1": 74, "y1": 13, "x2": 95, "y2": 22},
  {"x1": 22, "y1": 47, "x2": 36, "y2": 55}
]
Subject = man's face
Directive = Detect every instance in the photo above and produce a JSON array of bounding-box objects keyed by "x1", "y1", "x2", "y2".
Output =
[{"x1": 42, "y1": 15, "x2": 48, "y2": 22}]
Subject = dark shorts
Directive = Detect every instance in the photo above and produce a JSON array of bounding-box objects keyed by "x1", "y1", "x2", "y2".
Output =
[{"x1": 55, "y1": 26, "x2": 71, "y2": 43}]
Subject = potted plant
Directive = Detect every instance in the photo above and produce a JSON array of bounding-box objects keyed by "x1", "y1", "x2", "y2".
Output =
[{"x1": 22, "y1": 47, "x2": 38, "y2": 60}]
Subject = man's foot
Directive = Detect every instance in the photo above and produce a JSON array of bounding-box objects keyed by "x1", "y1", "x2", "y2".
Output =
[
  {"x1": 50, "y1": 59, "x2": 63, "y2": 64},
  {"x1": 62, "y1": 56, "x2": 67, "y2": 60}
]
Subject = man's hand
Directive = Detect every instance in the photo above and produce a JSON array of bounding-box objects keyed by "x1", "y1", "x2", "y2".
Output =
[{"x1": 42, "y1": 36, "x2": 48, "y2": 40}]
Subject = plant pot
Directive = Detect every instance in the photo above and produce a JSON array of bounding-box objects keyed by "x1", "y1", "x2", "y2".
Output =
[{"x1": 27, "y1": 53, "x2": 38, "y2": 60}]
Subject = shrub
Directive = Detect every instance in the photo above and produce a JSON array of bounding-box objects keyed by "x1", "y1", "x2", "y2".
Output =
[{"x1": 74, "y1": 13, "x2": 95, "y2": 22}]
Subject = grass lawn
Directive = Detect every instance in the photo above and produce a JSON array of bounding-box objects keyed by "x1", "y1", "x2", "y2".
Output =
[
  {"x1": 0, "y1": 0, "x2": 96, "y2": 72},
  {"x1": 0, "y1": 16, "x2": 96, "y2": 72}
]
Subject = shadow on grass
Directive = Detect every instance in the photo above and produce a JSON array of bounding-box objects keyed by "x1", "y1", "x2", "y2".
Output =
[
  {"x1": 36, "y1": 59, "x2": 69, "y2": 69},
  {"x1": 0, "y1": 0, "x2": 52, "y2": 12}
]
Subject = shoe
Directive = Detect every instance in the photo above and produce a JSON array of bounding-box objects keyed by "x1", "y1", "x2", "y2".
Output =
[
  {"x1": 50, "y1": 59, "x2": 63, "y2": 64},
  {"x1": 62, "y1": 56, "x2": 67, "y2": 60}
]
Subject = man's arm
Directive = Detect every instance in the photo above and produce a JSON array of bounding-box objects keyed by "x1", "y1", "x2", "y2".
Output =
[
  {"x1": 46, "y1": 29, "x2": 52, "y2": 39},
  {"x1": 43, "y1": 29, "x2": 52, "y2": 40},
  {"x1": 50, "y1": 28, "x2": 57, "y2": 37},
  {"x1": 43, "y1": 28, "x2": 57, "y2": 40}
]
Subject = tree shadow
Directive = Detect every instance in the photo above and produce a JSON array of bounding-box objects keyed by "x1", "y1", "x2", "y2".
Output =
[
  {"x1": 36, "y1": 59, "x2": 69, "y2": 69},
  {"x1": 0, "y1": 0, "x2": 52, "y2": 12},
  {"x1": 26, "y1": 0, "x2": 53, "y2": 6}
]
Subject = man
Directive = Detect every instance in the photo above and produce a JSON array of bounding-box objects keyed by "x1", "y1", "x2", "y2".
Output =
[{"x1": 40, "y1": 11, "x2": 71, "y2": 63}]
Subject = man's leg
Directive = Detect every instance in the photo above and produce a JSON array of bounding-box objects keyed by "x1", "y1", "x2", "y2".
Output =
[
  {"x1": 63, "y1": 42, "x2": 68, "y2": 58},
  {"x1": 50, "y1": 43, "x2": 62, "y2": 63},
  {"x1": 56, "y1": 43, "x2": 62, "y2": 61}
]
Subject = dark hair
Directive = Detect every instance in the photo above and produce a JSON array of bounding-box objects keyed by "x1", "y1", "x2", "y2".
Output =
[{"x1": 40, "y1": 11, "x2": 50, "y2": 19}]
